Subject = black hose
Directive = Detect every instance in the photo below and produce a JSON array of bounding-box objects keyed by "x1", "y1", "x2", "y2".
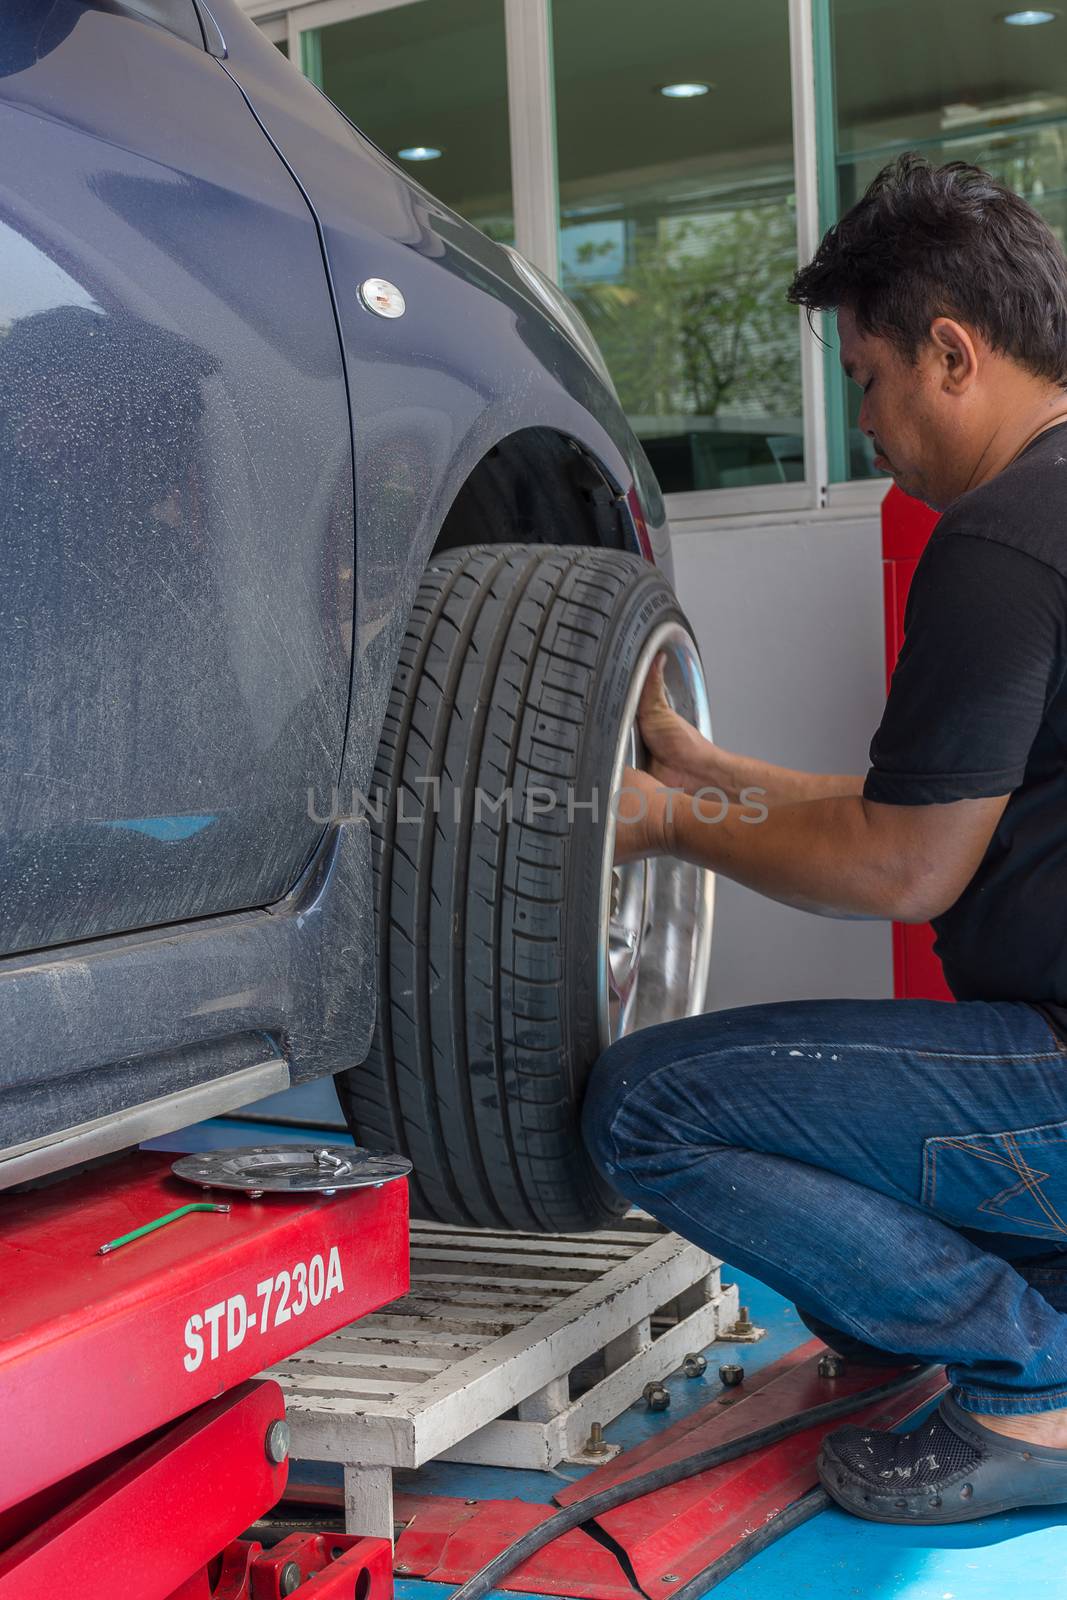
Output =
[
  {"x1": 447, "y1": 1365, "x2": 938, "y2": 1600},
  {"x1": 668, "y1": 1485, "x2": 829, "y2": 1600}
]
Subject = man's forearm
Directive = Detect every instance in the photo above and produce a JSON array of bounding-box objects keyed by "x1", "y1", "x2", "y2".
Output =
[
  {"x1": 663, "y1": 790, "x2": 907, "y2": 920},
  {"x1": 690, "y1": 746, "x2": 864, "y2": 807},
  {"x1": 616, "y1": 768, "x2": 1007, "y2": 924},
  {"x1": 723, "y1": 751, "x2": 865, "y2": 806}
]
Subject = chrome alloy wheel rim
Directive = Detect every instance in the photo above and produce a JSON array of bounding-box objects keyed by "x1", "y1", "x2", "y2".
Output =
[{"x1": 596, "y1": 622, "x2": 715, "y2": 1047}]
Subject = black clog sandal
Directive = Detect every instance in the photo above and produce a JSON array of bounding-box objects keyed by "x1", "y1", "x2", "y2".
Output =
[{"x1": 818, "y1": 1389, "x2": 1067, "y2": 1524}]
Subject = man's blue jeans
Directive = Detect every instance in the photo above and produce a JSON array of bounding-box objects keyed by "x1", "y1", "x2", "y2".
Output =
[{"x1": 581, "y1": 998, "x2": 1067, "y2": 1416}]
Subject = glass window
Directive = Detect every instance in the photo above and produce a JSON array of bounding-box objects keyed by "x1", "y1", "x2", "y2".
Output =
[
  {"x1": 313, "y1": 0, "x2": 513, "y2": 244},
  {"x1": 829, "y1": 0, "x2": 1067, "y2": 479},
  {"x1": 553, "y1": 0, "x2": 803, "y2": 495}
]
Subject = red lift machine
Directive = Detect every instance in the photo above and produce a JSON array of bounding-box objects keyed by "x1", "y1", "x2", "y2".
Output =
[
  {"x1": 0, "y1": 1148, "x2": 409, "y2": 1600},
  {"x1": 0, "y1": 1146, "x2": 943, "y2": 1600}
]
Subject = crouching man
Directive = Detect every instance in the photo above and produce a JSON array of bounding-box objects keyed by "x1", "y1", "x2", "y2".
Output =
[{"x1": 583, "y1": 154, "x2": 1067, "y2": 1524}]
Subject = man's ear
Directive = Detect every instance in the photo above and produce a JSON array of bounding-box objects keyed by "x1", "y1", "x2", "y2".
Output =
[{"x1": 928, "y1": 316, "x2": 979, "y2": 393}]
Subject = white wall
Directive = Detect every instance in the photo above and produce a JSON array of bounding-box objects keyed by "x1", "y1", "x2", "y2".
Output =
[{"x1": 671, "y1": 512, "x2": 893, "y2": 1010}]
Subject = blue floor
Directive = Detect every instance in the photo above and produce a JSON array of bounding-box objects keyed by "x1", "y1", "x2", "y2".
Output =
[{"x1": 148, "y1": 1118, "x2": 1067, "y2": 1599}]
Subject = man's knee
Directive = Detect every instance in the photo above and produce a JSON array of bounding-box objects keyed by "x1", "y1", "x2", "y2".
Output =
[
  {"x1": 581, "y1": 1019, "x2": 730, "y2": 1177},
  {"x1": 581, "y1": 1034, "x2": 645, "y2": 1177}
]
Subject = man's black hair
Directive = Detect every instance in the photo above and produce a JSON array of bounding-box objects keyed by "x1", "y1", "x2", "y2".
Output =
[{"x1": 789, "y1": 153, "x2": 1067, "y2": 385}]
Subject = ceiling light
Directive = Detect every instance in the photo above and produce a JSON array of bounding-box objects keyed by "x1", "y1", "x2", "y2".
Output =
[
  {"x1": 660, "y1": 82, "x2": 710, "y2": 99},
  {"x1": 1001, "y1": 9, "x2": 1058, "y2": 23},
  {"x1": 398, "y1": 145, "x2": 443, "y2": 161}
]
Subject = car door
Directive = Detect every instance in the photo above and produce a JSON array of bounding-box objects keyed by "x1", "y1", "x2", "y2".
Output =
[{"x1": 0, "y1": 0, "x2": 354, "y2": 954}]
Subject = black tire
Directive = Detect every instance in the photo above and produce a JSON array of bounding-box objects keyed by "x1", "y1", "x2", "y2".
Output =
[{"x1": 336, "y1": 542, "x2": 694, "y2": 1231}]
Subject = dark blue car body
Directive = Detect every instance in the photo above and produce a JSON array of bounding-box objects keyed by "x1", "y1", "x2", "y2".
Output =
[{"x1": 0, "y1": 0, "x2": 670, "y2": 1183}]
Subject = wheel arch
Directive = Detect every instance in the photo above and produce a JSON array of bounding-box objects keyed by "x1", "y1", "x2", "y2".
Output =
[
  {"x1": 431, "y1": 426, "x2": 638, "y2": 559},
  {"x1": 338, "y1": 423, "x2": 664, "y2": 804}
]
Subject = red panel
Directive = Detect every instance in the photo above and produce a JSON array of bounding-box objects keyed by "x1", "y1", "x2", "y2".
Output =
[
  {"x1": 292, "y1": 1484, "x2": 633, "y2": 1597},
  {"x1": 195, "y1": 1541, "x2": 258, "y2": 1600},
  {"x1": 886, "y1": 556, "x2": 916, "y2": 673},
  {"x1": 166, "y1": 1574, "x2": 215, "y2": 1600},
  {"x1": 0, "y1": 1151, "x2": 409, "y2": 1513},
  {"x1": 164, "y1": 1535, "x2": 394, "y2": 1599},
  {"x1": 882, "y1": 559, "x2": 899, "y2": 696},
  {"x1": 243, "y1": 1533, "x2": 393, "y2": 1599},
  {"x1": 379, "y1": 1351, "x2": 945, "y2": 1600},
  {"x1": 0, "y1": 1381, "x2": 287, "y2": 1599},
  {"x1": 880, "y1": 488, "x2": 953, "y2": 1001},
  {"x1": 881, "y1": 483, "x2": 939, "y2": 561},
  {"x1": 0, "y1": 1436, "x2": 145, "y2": 1552},
  {"x1": 556, "y1": 1348, "x2": 945, "y2": 1598},
  {"x1": 897, "y1": 919, "x2": 954, "y2": 1001},
  {"x1": 625, "y1": 484, "x2": 655, "y2": 562},
  {"x1": 1, "y1": 1427, "x2": 394, "y2": 1600},
  {"x1": 392, "y1": 1496, "x2": 637, "y2": 1600}
]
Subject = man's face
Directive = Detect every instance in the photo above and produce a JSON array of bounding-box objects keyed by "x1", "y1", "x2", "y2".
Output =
[{"x1": 837, "y1": 306, "x2": 964, "y2": 510}]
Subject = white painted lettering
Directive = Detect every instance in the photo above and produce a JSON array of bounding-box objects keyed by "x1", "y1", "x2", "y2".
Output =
[
  {"x1": 183, "y1": 1312, "x2": 204, "y2": 1373},
  {"x1": 227, "y1": 1293, "x2": 248, "y2": 1352},
  {"x1": 203, "y1": 1300, "x2": 226, "y2": 1360},
  {"x1": 325, "y1": 1246, "x2": 344, "y2": 1299}
]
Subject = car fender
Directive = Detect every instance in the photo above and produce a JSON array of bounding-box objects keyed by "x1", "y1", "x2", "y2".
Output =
[{"x1": 215, "y1": 1, "x2": 670, "y2": 802}]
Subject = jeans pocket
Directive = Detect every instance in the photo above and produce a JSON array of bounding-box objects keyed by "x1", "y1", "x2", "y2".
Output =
[{"x1": 921, "y1": 1118, "x2": 1067, "y2": 1240}]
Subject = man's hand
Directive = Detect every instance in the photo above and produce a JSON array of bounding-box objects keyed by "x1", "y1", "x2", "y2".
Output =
[
  {"x1": 621, "y1": 657, "x2": 1009, "y2": 920},
  {"x1": 637, "y1": 653, "x2": 863, "y2": 806},
  {"x1": 637, "y1": 654, "x2": 723, "y2": 795},
  {"x1": 613, "y1": 765, "x2": 674, "y2": 865}
]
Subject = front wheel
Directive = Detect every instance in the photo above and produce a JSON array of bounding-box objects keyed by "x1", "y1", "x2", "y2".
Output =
[{"x1": 335, "y1": 543, "x2": 714, "y2": 1231}]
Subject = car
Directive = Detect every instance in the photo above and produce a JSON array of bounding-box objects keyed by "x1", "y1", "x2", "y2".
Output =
[{"x1": 0, "y1": 0, "x2": 713, "y2": 1231}]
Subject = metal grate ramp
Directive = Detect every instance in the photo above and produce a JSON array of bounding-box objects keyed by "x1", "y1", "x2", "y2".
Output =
[{"x1": 267, "y1": 1215, "x2": 740, "y2": 1535}]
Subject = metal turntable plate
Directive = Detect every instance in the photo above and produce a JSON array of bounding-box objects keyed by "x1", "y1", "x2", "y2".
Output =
[{"x1": 171, "y1": 1144, "x2": 412, "y2": 1196}]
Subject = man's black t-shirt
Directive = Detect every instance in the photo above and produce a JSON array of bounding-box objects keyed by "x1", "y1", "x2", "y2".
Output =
[{"x1": 864, "y1": 420, "x2": 1067, "y2": 1035}]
